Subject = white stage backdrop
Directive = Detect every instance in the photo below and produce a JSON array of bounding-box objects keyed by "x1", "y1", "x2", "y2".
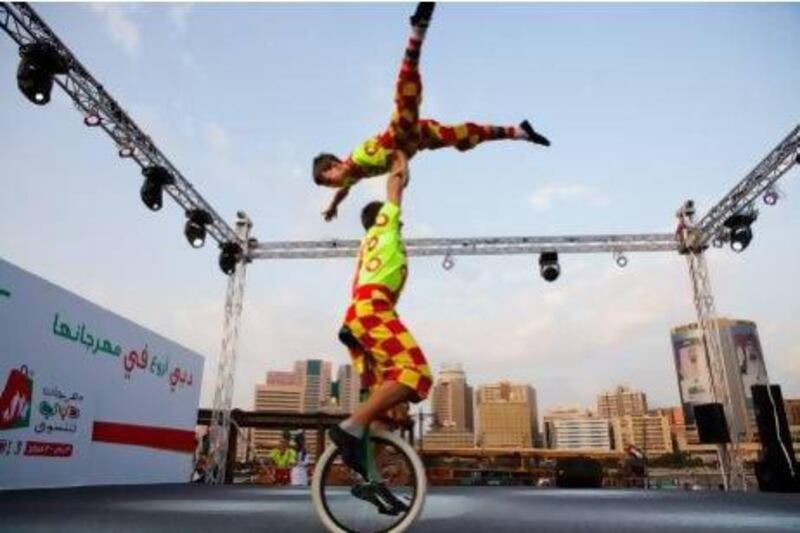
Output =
[{"x1": 0, "y1": 257, "x2": 204, "y2": 489}]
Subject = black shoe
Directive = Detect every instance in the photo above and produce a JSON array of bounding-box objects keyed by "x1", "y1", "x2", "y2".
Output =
[
  {"x1": 410, "y1": 2, "x2": 436, "y2": 28},
  {"x1": 520, "y1": 119, "x2": 551, "y2": 147},
  {"x1": 329, "y1": 425, "x2": 368, "y2": 480},
  {"x1": 351, "y1": 482, "x2": 410, "y2": 516}
]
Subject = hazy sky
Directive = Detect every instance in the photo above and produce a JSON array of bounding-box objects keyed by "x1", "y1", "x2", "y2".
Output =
[{"x1": 1, "y1": 3, "x2": 798, "y2": 417}]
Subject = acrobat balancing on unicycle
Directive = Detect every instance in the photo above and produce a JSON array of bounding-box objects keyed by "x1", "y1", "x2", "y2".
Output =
[
  {"x1": 311, "y1": 4, "x2": 551, "y2": 531},
  {"x1": 311, "y1": 141, "x2": 431, "y2": 533}
]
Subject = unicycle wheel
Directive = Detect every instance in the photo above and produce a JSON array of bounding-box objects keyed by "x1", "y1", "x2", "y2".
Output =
[{"x1": 311, "y1": 429, "x2": 426, "y2": 533}]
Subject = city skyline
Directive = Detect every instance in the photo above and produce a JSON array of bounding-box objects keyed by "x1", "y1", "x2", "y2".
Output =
[
  {"x1": 1, "y1": 4, "x2": 798, "y2": 417},
  {"x1": 251, "y1": 352, "x2": 796, "y2": 428},
  {"x1": 243, "y1": 315, "x2": 793, "y2": 421}
]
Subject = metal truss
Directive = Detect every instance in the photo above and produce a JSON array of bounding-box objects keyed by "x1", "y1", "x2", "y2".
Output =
[
  {"x1": 249, "y1": 233, "x2": 679, "y2": 260},
  {"x1": 4, "y1": 2, "x2": 799, "y2": 492},
  {"x1": 678, "y1": 202, "x2": 747, "y2": 490},
  {"x1": 696, "y1": 124, "x2": 800, "y2": 247},
  {"x1": 207, "y1": 213, "x2": 252, "y2": 485},
  {"x1": 0, "y1": 2, "x2": 239, "y2": 246}
]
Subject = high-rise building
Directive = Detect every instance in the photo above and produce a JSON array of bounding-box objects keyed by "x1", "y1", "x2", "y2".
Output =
[
  {"x1": 421, "y1": 430, "x2": 475, "y2": 449},
  {"x1": 334, "y1": 364, "x2": 362, "y2": 415},
  {"x1": 294, "y1": 359, "x2": 332, "y2": 412},
  {"x1": 597, "y1": 385, "x2": 647, "y2": 418},
  {"x1": 252, "y1": 359, "x2": 332, "y2": 457},
  {"x1": 671, "y1": 319, "x2": 769, "y2": 442},
  {"x1": 610, "y1": 414, "x2": 674, "y2": 457},
  {"x1": 253, "y1": 376, "x2": 303, "y2": 455},
  {"x1": 255, "y1": 377, "x2": 303, "y2": 412},
  {"x1": 431, "y1": 365, "x2": 474, "y2": 432},
  {"x1": 476, "y1": 381, "x2": 537, "y2": 448},
  {"x1": 543, "y1": 406, "x2": 611, "y2": 450},
  {"x1": 266, "y1": 370, "x2": 299, "y2": 386},
  {"x1": 425, "y1": 365, "x2": 475, "y2": 449},
  {"x1": 649, "y1": 406, "x2": 687, "y2": 451}
]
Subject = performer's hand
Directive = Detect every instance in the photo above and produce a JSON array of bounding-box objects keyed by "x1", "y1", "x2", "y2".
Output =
[{"x1": 322, "y1": 206, "x2": 338, "y2": 222}]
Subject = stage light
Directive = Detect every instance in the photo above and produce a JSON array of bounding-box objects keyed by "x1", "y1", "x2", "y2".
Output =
[
  {"x1": 539, "y1": 251, "x2": 560, "y2": 282},
  {"x1": 184, "y1": 209, "x2": 213, "y2": 248},
  {"x1": 712, "y1": 236, "x2": 725, "y2": 249},
  {"x1": 614, "y1": 252, "x2": 628, "y2": 268},
  {"x1": 119, "y1": 145, "x2": 134, "y2": 158},
  {"x1": 763, "y1": 190, "x2": 778, "y2": 206},
  {"x1": 730, "y1": 225, "x2": 752, "y2": 253},
  {"x1": 16, "y1": 42, "x2": 68, "y2": 105},
  {"x1": 140, "y1": 166, "x2": 174, "y2": 211},
  {"x1": 219, "y1": 242, "x2": 243, "y2": 275},
  {"x1": 723, "y1": 212, "x2": 757, "y2": 253},
  {"x1": 442, "y1": 254, "x2": 455, "y2": 271}
]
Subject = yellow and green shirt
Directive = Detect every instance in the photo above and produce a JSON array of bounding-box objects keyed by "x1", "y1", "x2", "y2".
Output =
[
  {"x1": 352, "y1": 202, "x2": 408, "y2": 299},
  {"x1": 342, "y1": 134, "x2": 396, "y2": 185},
  {"x1": 267, "y1": 447, "x2": 297, "y2": 468}
]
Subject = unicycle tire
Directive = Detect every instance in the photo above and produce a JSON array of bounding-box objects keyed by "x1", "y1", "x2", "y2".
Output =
[{"x1": 311, "y1": 429, "x2": 426, "y2": 533}]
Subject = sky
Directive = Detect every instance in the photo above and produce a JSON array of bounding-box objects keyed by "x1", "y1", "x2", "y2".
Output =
[{"x1": 1, "y1": 3, "x2": 798, "y2": 419}]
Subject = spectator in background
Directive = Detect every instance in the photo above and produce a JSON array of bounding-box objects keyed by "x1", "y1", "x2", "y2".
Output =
[
  {"x1": 291, "y1": 432, "x2": 310, "y2": 486},
  {"x1": 267, "y1": 434, "x2": 297, "y2": 485}
]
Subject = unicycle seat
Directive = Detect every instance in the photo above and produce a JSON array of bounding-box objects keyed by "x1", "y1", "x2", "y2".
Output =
[{"x1": 338, "y1": 325, "x2": 362, "y2": 351}]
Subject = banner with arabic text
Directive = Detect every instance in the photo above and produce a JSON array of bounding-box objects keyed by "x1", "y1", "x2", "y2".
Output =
[{"x1": 0, "y1": 257, "x2": 204, "y2": 489}]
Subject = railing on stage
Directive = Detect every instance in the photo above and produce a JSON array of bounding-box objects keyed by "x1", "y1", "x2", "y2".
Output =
[{"x1": 195, "y1": 409, "x2": 414, "y2": 484}]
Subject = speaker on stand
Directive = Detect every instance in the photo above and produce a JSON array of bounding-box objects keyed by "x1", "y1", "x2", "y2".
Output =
[
  {"x1": 751, "y1": 384, "x2": 799, "y2": 492},
  {"x1": 693, "y1": 403, "x2": 731, "y2": 444}
]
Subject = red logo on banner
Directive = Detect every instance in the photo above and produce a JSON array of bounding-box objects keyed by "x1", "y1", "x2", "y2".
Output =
[{"x1": 0, "y1": 366, "x2": 33, "y2": 430}]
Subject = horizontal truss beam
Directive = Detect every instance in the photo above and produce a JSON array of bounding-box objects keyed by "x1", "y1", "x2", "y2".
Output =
[{"x1": 249, "y1": 233, "x2": 679, "y2": 260}]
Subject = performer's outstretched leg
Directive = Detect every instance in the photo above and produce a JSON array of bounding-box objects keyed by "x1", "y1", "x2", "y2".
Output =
[
  {"x1": 420, "y1": 117, "x2": 550, "y2": 152},
  {"x1": 386, "y1": 3, "x2": 436, "y2": 157}
]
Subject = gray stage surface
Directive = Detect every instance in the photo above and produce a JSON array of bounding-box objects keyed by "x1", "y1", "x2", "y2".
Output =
[{"x1": 1, "y1": 484, "x2": 799, "y2": 532}]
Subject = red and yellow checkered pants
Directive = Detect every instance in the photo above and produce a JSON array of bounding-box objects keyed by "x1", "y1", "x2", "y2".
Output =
[
  {"x1": 343, "y1": 285, "x2": 433, "y2": 403},
  {"x1": 387, "y1": 36, "x2": 517, "y2": 157}
]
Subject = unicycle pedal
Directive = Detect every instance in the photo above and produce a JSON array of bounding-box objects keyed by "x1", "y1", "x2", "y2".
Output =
[{"x1": 351, "y1": 481, "x2": 410, "y2": 516}]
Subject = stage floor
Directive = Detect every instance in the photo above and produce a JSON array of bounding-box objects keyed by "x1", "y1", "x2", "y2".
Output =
[{"x1": 1, "y1": 484, "x2": 799, "y2": 532}]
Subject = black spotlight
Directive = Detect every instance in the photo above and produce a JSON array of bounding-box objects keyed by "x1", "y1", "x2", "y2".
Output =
[
  {"x1": 219, "y1": 242, "x2": 243, "y2": 275},
  {"x1": 140, "y1": 166, "x2": 174, "y2": 211},
  {"x1": 184, "y1": 209, "x2": 213, "y2": 248},
  {"x1": 723, "y1": 212, "x2": 757, "y2": 253},
  {"x1": 539, "y1": 251, "x2": 560, "y2": 282},
  {"x1": 730, "y1": 225, "x2": 753, "y2": 253},
  {"x1": 17, "y1": 42, "x2": 68, "y2": 105}
]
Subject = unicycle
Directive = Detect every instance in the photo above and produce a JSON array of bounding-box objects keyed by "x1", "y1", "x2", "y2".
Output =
[
  {"x1": 311, "y1": 427, "x2": 426, "y2": 532},
  {"x1": 311, "y1": 327, "x2": 427, "y2": 533}
]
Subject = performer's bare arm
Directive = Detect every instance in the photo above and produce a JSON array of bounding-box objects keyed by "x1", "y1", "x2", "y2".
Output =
[
  {"x1": 387, "y1": 151, "x2": 408, "y2": 206},
  {"x1": 322, "y1": 186, "x2": 351, "y2": 222}
]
